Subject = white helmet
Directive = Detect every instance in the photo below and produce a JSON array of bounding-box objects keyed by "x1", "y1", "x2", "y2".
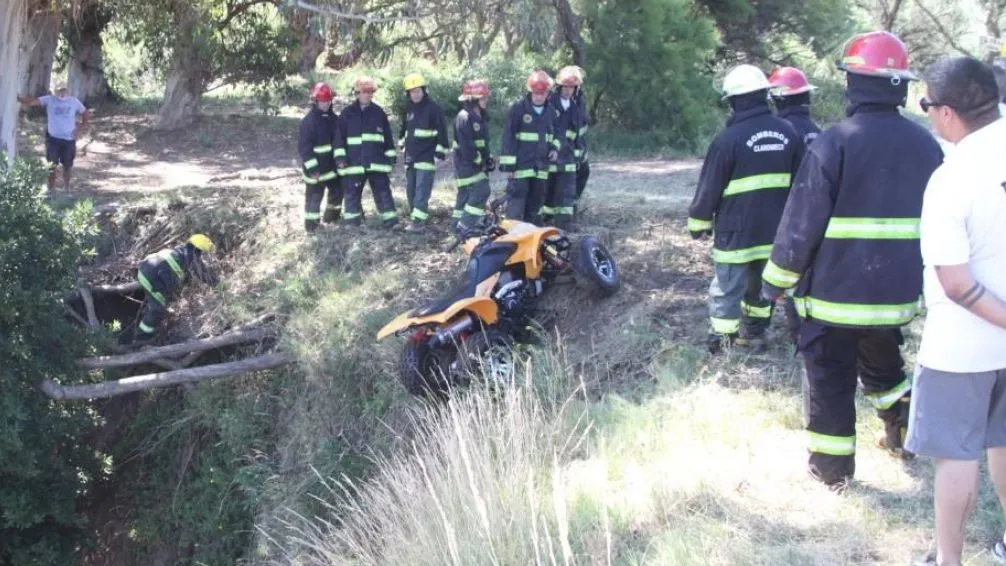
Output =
[{"x1": 721, "y1": 64, "x2": 770, "y2": 99}]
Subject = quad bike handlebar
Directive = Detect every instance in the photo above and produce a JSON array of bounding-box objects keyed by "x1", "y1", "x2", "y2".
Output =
[{"x1": 445, "y1": 196, "x2": 509, "y2": 253}]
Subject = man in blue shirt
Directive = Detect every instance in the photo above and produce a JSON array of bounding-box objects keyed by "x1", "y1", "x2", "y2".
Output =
[{"x1": 17, "y1": 84, "x2": 92, "y2": 192}]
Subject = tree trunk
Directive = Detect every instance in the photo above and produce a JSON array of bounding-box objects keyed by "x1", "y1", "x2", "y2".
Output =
[
  {"x1": 41, "y1": 353, "x2": 293, "y2": 401},
  {"x1": 68, "y1": 1, "x2": 114, "y2": 106},
  {"x1": 552, "y1": 0, "x2": 587, "y2": 67},
  {"x1": 155, "y1": 2, "x2": 207, "y2": 130},
  {"x1": 1, "y1": 0, "x2": 27, "y2": 162},
  {"x1": 289, "y1": 9, "x2": 325, "y2": 76},
  {"x1": 19, "y1": 8, "x2": 59, "y2": 98}
]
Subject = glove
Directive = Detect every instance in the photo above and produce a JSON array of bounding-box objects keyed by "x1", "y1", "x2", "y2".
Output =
[
  {"x1": 336, "y1": 159, "x2": 348, "y2": 170},
  {"x1": 485, "y1": 156, "x2": 496, "y2": 172},
  {"x1": 761, "y1": 282, "x2": 785, "y2": 302},
  {"x1": 548, "y1": 150, "x2": 558, "y2": 162},
  {"x1": 689, "y1": 229, "x2": 712, "y2": 240}
]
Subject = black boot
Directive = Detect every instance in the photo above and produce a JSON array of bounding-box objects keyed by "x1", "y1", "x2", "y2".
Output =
[
  {"x1": 878, "y1": 395, "x2": 914, "y2": 460},
  {"x1": 305, "y1": 220, "x2": 319, "y2": 233},
  {"x1": 323, "y1": 207, "x2": 342, "y2": 224},
  {"x1": 808, "y1": 453, "x2": 855, "y2": 492},
  {"x1": 707, "y1": 333, "x2": 738, "y2": 354}
]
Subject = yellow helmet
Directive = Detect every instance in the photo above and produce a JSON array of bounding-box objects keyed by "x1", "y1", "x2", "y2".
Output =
[
  {"x1": 188, "y1": 234, "x2": 215, "y2": 252},
  {"x1": 403, "y1": 73, "x2": 427, "y2": 91}
]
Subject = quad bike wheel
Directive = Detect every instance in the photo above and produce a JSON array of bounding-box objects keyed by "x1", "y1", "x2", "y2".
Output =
[
  {"x1": 574, "y1": 235, "x2": 620, "y2": 296},
  {"x1": 400, "y1": 339, "x2": 453, "y2": 396},
  {"x1": 455, "y1": 328, "x2": 516, "y2": 388}
]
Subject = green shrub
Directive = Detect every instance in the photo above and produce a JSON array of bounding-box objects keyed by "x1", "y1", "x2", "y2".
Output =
[{"x1": 0, "y1": 158, "x2": 100, "y2": 565}]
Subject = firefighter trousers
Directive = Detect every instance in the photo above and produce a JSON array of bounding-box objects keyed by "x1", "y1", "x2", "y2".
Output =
[
  {"x1": 506, "y1": 175, "x2": 547, "y2": 223},
  {"x1": 406, "y1": 165, "x2": 436, "y2": 223},
  {"x1": 575, "y1": 161, "x2": 590, "y2": 204},
  {"x1": 454, "y1": 176, "x2": 491, "y2": 230},
  {"x1": 544, "y1": 171, "x2": 577, "y2": 229},
  {"x1": 799, "y1": 321, "x2": 912, "y2": 485},
  {"x1": 708, "y1": 260, "x2": 773, "y2": 337},
  {"x1": 341, "y1": 172, "x2": 398, "y2": 226},
  {"x1": 136, "y1": 264, "x2": 169, "y2": 339},
  {"x1": 304, "y1": 177, "x2": 343, "y2": 232}
]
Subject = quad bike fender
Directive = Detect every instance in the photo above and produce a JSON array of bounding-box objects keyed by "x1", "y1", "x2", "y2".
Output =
[
  {"x1": 376, "y1": 297, "x2": 500, "y2": 340},
  {"x1": 496, "y1": 226, "x2": 562, "y2": 278}
]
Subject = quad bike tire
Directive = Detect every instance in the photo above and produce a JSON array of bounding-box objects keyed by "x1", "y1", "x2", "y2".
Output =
[
  {"x1": 456, "y1": 327, "x2": 516, "y2": 387},
  {"x1": 573, "y1": 235, "x2": 621, "y2": 296},
  {"x1": 400, "y1": 340, "x2": 452, "y2": 397}
]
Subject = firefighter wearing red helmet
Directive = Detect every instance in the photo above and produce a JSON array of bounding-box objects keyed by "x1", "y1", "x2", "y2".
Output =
[
  {"x1": 451, "y1": 80, "x2": 495, "y2": 232},
  {"x1": 761, "y1": 31, "x2": 944, "y2": 489},
  {"x1": 298, "y1": 82, "x2": 342, "y2": 232},
  {"x1": 768, "y1": 67, "x2": 822, "y2": 147},
  {"x1": 688, "y1": 64, "x2": 805, "y2": 354},
  {"x1": 541, "y1": 65, "x2": 588, "y2": 230},
  {"x1": 499, "y1": 70, "x2": 560, "y2": 223},
  {"x1": 767, "y1": 66, "x2": 823, "y2": 346}
]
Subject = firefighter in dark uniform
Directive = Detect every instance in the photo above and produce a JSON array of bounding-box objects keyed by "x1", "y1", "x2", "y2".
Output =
[
  {"x1": 573, "y1": 80, "x2": 591, "y2": 214},
  {"x1": 760, "y1": 31, "x2": 944, "y2": 489},
  {"x1": 452, "y1": 79, "x2": 495, "y2": 232},
  {"x1": 688, "y1": 64, "x2": 805, "y2": 354},
  {"x1": 768, "y1": 66, "x2": 823, "y2": 344},
  {"x1": 129, "y1": 234, "x2": 219, "y2": 344},
  {"x1": 499, "y1": 70, "x2": 560, "y2": 223},
  {"x1": 334, "y1": 76, "x2": 400, "y2": 229},
  {"x1": 400, "y1": 73, "x2": 449, "y2": 232},
  {"x1": 542, "y1": 65, "x2": 587, "y2": 230},
  {"x1": 298, "y1": 82, "x2": 341, "y2": 233}
]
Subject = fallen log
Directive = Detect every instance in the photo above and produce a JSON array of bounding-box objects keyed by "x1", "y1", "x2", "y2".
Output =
[
  {"x1": 78, "y1": 326, "x2": 274, "y2": 370},
  {"x1": 79, "y1": 287, "x2": 99, "y2": 327},
  {"x1": 41, "y1": 353, "x2": 293, "y2": 401},
  {"x1": 90, "y1": 281, "x2": 142, "y2": 295}
]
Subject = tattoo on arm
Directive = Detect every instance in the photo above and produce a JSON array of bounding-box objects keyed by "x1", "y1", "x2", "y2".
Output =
[{"x1": 958, "y1": 282, "x2": 987, "y2": 308}]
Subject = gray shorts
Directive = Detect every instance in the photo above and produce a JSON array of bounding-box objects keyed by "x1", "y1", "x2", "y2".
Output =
[{"x1": 905, "y1": 365, "x2": 1006, "y2": 460}]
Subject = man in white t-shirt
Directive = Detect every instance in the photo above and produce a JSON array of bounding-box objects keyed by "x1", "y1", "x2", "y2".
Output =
[
  {"x1": 17, "y1": 84, "x2": 91, "y2": 192},
  {"x1": 907, "y1": 57, "x2": 1006, "y2": 566}
]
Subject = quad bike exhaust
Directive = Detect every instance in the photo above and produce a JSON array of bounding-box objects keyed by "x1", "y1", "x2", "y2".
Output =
[{"x1": 430, "y1": 314, "x2": 476, "y2": 346}]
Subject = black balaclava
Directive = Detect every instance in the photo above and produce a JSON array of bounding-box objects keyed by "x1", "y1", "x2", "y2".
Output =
[
  {"x1": 845, "y1": 73, "x2": 908, "y2": 116},
  {"x1": 728, "y1": 89, "x2": 770, "y2": 113},
  {"x1": 773, "y1": 91, "x2": 811, "y2": 111}
]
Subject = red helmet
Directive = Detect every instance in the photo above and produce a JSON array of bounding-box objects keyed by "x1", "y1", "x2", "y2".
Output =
[
  {"x1": 526, "y1": 70, "x2": 553, "y2": 94},
  {"x1": 838, "y1": 31, "x2": 917, "y2": 80},
  {"x1": 311, "y1": 82, "x2": 334, "y2": 102},
  {"x1": 768, "y1": 67, "x2": 816, "y2": 96},
  {"x1": 459, "y1": 79, "x2": 491, "y2": 101}
]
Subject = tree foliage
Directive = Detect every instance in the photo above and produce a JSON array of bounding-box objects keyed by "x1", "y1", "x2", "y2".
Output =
[
  {"x1": 583, "y1": 0, "x2": 721, "y2": 143},
  {"x1": 0, "y1": 159, "x2": 100, "y2": 565}
]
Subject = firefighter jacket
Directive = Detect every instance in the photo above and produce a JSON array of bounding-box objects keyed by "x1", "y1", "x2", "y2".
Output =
[
  {"x1": 687, "y1": 104, "x2": 805, "y2": 264},
  {"x1": 334, "y1": 101, "x2": 397, "y2": 176},
  {"x1": 777, "y1": 105, "x2": 821, "y2": 147},
  {"x1": 298, "y1": 105, "x2": 339, "y2": 184},
  {"x1": 453, "y1": 106, "x2": 492, "y2": 188},
  {"x1": 548, "y1": 92, "x2": 585, "y2": 174},
  {"x1": 402, "y1": 96, "x2": 449, "y2": 170},
  {"x1": 762, "y1": 98, "x2": 944, "y2": 328},
  {"x1": 138, "y1": 244, "x2": 218, "y2": 305},
  {"x1": 499, "y1": 95, "x2": 559, "y2": 180},
  {"x1": 573, "y1": 89, "x2": 589, "y2": 164}
]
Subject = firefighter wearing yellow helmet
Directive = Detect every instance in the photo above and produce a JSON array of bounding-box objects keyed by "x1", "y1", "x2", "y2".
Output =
[
  {"x1": 125, "y1": 234, "x2": 220, "y2": 345},
  {"x1": 398, "y1": 72, "x2": 449, "y2": 232}
]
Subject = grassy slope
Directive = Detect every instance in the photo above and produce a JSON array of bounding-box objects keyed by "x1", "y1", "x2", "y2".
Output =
[{"x1": 31, "y1": 103, "x2": 999, "y2": 565}]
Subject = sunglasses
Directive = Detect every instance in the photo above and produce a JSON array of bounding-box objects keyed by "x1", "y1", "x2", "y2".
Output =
[{"x1": 919, "y1": 97, "x2": 948, "y2": 112}]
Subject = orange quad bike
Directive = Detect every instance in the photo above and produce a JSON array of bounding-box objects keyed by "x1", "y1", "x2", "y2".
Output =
[{"x1": 376, "y1": 198, "x2": 620, "y2": 396}]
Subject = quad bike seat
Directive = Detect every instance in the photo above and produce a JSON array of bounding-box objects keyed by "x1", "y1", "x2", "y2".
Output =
[{"x1": 414, "y1": 281, "x2": 478, "y2": 317}]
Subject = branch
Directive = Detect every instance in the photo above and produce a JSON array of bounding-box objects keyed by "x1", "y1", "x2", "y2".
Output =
[
  {"x1": 90, "y1": 281, "x2": 143, "y2": 295},
  {"x1": 41, "y1": 353, "x2": 293, "y2": 400},
  {"x1": 78, "y1": 315, "x2": 277, "y2": 370},
  {"x1": 283, "y1": 0, "x2": 419, "y2": 23},
  {"x1": 218, "y1": 0, "x2": 276, "y2": 30},
  {"x1": 913, "y1": 0, "x2": 977, "y2": 57},
  {"x1": 79, "y1": 287, "x2": 100, "y2": 327}
]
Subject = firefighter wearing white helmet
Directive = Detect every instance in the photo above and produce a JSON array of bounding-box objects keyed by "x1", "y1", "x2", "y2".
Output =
[{"x1": 688, "y1": 64, "x2": 805, "y2": 354}]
